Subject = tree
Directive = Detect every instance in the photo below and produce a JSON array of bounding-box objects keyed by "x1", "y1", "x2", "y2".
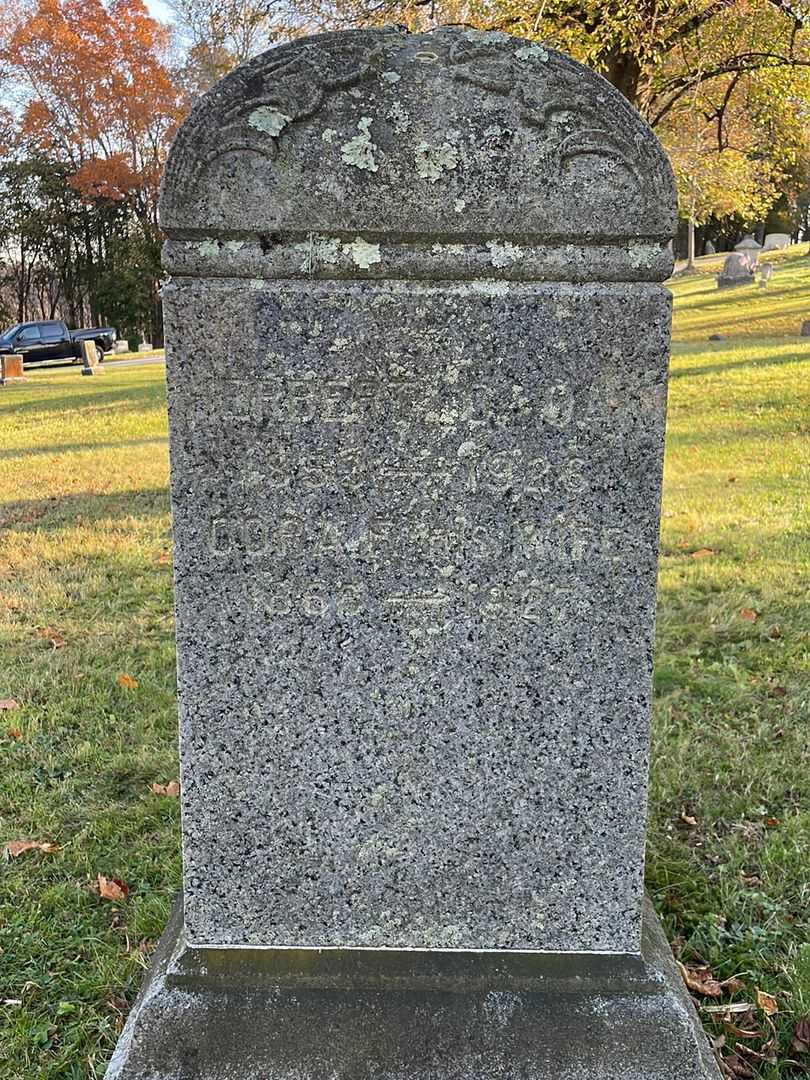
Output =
[
  {"x1": 0, "y1": 0, "x2": 185, "y2": 340},
  {"x1": 170, "y1": 0, "x2": 304, "y2": 94}
]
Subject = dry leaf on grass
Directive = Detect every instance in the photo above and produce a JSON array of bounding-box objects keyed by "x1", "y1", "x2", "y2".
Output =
[
  {"x1": 723, "y1": 1021, "x2": 763, "y2": 1040},
  {"x1": 720, "y1": 975, "x2": 747, "y2": 994},
  {"x1": 691, "y1": 548, "x2": 715, "y2": 558},
  {"x1": 4, "y1": 840, "x2": 58, "y2": 858},
  {"x1": 116, "y1": 673, "x2": 139, "y2": 690},
  {"x1": 95, "y1": 875, "x2": 130, "y2": 902},
  {"x1": 150, "y1": 779, "x2": 180, "y2": 797},
  {"x1": 0, "y1": 699, "x2": 19, "y2": 710},
  {"x1": 6, "y1": 728, "x2": 22, "y2": 740},
  {"x1": 790, "y1": 1016, "x2": 810, "y2": 1054},
  {"x1": 740, "y1": 609, "x2": 758, "y2": 622},
  {"x1": 37, "y1": 626, "x2": 66, "y2": 649},
  {"x1": 721, "y1": 1052, "x2": 755, "y2": 1078},
  {"x1": 680, "y1": 811, "x2": 699, "y2": 827},
  {"x1": 677, "y1": 961, "x2": 723, "y2": 997},
  {"x1": 756, "y1": 990, "x2": 778, "y2": 1016}
]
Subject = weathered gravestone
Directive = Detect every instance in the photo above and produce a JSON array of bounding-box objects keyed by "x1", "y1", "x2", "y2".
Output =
[
  {"x1": 0, "y1": 353, "x2": 24, "y2": 384},
  {"x1": 758, "y1": 261, "x2": 774, "y2": 288},
  {"x1": 80, "y1": 339, "x2": 104, "y2": 375},
  {"x1": 762, "y1": 232, "x2": 790, "y2": 252},
  {"x1": 734, "y1": 233, "x2": 762, "y2": 254},
  {"x1": 717, "y1": 252, "x2": 755, "y2": 288},
  {"x1": 108, "y1": 27, "x2": 721, "y2": 1080}
]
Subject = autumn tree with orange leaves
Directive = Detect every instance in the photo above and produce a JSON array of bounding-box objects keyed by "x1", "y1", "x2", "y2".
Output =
[{"x1": 0, "y1": 0, "x2": 185, "y2": 341}]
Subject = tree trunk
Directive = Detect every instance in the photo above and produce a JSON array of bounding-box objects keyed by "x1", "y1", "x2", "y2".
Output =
[
  {"x1": 686, "y1": 217, "x2": 696, "y2": 271},
  {"x1": 603, "y1": 49, "x2": 642, "y2": 106}
]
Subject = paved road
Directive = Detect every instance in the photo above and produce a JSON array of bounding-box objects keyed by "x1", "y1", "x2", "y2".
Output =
[
  {"x1": 106, "y1": 354, "x2": 166, "y2": 369},
  {"x1": 26, "y1": 352, "x2": 166, "y2": 374}
]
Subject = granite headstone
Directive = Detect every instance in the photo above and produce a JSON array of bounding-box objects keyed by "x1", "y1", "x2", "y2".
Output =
[
  {"x1": 108, "y1": 27, "x2": 722, "y2": 1080},
  {"x1": 717, "y1": 251, "x2": 755, "y2": 288},
  {"x1": 762, "y1": 232, "x2": 790, "y2": 251}
]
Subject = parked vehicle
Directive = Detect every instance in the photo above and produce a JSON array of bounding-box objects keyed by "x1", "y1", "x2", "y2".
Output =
[{"x1": 0, "y1": 320, "x2": 117, "y2": 366}]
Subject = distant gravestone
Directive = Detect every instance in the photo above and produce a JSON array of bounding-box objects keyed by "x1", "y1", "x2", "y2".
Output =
[
  {"x1": 0, "y1": 354, "x2": 24, "y2": 384},
  {"x1": 801, "y1": 320, "x2": 810, "y2": 337},
  {"x1": 758, "y1": 261, "x2": 774, "y2": 287},
  {"x1": 734, "y1": 233, "x2": 762, "y2": 253},
  {"x1": 138, "y1": 340, "x2": 153, "y2": 352},
  {"x1": 717, "y1": 252, "x2": 755, "y2": 288},
  {"x1": 762, "y1": 232, "x2": 790, "y2": 252},
  {"x1": 114, "y1": 340, "x2": 130, "y2": 354},
  {"x1": 80, "y1": 340, "x2": 103, "y2": 375},
  {"x1": 704, "y1": 239, "x2": 716, "y2": 254},
  {"x1": 107, "y1": 28, "x2": 721, "y2": 1080}
]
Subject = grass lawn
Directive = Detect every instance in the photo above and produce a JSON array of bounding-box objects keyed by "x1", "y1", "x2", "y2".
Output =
[{"x1": 1, "y1": 246, "x2": 809, "y2": 1078}]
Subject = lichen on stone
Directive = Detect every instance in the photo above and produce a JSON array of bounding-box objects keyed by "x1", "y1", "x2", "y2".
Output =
[
  {"x1": 486, "y1": 240, "x2": 522, "y2": 268},
  {"x1": 341, "y1": 117, "x2": 378, "y2": 172},
  {"x1": 198, "y1": 240, "x2": 219, "y2": 257},
  {"x1": 453, "y1": 197, "x2": 466, "y2": 213},
  {"x1": 381, "y1": 70, "x2": 401, "y2": 83},
  {"x1": 414, "y1": 141, "x2": 459, "y2": 182},
  {"x1": 463, "y1": 28, "x2": 512, "y2": 42},
  {"x1": 247, "y1": 106, "x2": 291, "y2": 137},
  {"x1": 295, "y1": 234, "x2": 341, "y2": 272},
  {"x1": 321, "y1": 128, "x2": 336, "y2": 143},
  {"x1": 515, "y1": 43, "x2": 549, "y2": 61},
  {"x1": 223, "y1": 240, "x2": 244, "y2": 253},
  {"x1": 628, "y1": 242, "x2": 659, "y2": 268},
  {"x1": 343, "y1": 237, "x2": 382, "y2": 269}
]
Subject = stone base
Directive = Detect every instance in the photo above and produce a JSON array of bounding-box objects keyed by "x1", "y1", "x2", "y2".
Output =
[
  {"x1": 81, "y1": 364, "x2": 105, "y2": 376},
  {"x1": 107, "y1": 896, "x2": 721, "y2": 1080}
]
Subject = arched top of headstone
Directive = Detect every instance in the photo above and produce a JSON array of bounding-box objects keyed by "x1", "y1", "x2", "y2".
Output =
[{"x1": 160, "y1": 28, "x2": 676, "y2": 281}]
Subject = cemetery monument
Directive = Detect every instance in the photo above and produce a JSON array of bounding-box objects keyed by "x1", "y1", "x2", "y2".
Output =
[{"x1": 107, "y1": 27, "x2": 721, "y2": 1080}]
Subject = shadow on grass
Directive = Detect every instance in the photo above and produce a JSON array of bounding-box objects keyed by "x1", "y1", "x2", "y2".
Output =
[
  {"x1": 0, "y1": 487, "x2": 170, "y2": 530},
  {"x1": 2, "y1": 382, "x2": 166, "y2": 420},
  {"x1": 0, "y1": 435, "x2": 168, "y2": 461},
  {"x1": 670, "y1": 349, "x2": 810, "y2": 380}
]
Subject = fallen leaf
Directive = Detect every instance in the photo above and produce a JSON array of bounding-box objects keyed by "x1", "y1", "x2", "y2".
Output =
[
  {"x1": 680, "y1": 811, "x2": 698, "y2": 827},
  {"x1": 768, "y1": 625, "x2": 782, "y2": 639},
  {"x1": 736, "y1": 1040, "x2": 777, "y2": 1065},
  {"x1": 771, "y1": 686, "x2": 787, "y2": 697},
  {"x1": 4, "y1": 840, "x2": 59, "y2": 858},
  {"x1": 723, "y1": 1021, "x2": 763, "y2": 1040},
  {"x1": 740, "y1": 608, "x2": 758, "y2": 622},
  {"x1": 691, "y1": 548, "x2": 714, "y2": 558},
  {"x1": 0, "y1": 699, "x2": 19, "y2": 710},
  {"x1": 116, "y1": 674, "x2": 139, "y2": 690},
  {"x1": 37, "y1": 626, "x2": 66, "y2": 649},
  {"x1": 722, "y1": 1053, "x2": 755, "y2": 1078},
  {"x1": 678, "y1": 961, "x2": 723, "y2": 997},
  {"x1": 720, "y1": 975, "x2": 747, "y2": 994},
  {"x1": 756, "y1": 990, "x2": 778, "y2": 1016},
  {"x1": 150, "y1": 779, "x2": 180, "y2": 797},
  {"x1": 765, "y1": 817, "x2": 780, "y2": 828},
  {"x1": 6, "y1": 728, "x2": 22, "y2": 740},
  {"x1": 95, "y1": 875, "x2": 129, "y2": 902},
  {"x1": 728, "y1": 476, "x2": 737, "y2": 483},
  {"x1": 676, "y1": 537, "x2": 691, "y2": 549},
  {"x1": 790, "y1": 1016, "x2": 810, "y2": 1054}
]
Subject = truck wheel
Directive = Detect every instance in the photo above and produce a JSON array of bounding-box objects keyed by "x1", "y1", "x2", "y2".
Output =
[{"x1": 96, "y1": 349, "x2": 105, "y2": 365}]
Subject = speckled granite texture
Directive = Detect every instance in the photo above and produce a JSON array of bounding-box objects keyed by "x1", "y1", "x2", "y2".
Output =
[{"x1": 156, "y1": 25, "x2": 679, "y2": 955}]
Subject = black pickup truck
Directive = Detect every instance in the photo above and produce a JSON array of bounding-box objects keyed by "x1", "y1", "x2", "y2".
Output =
[{"x1": 0, "y1": 320, "x2": 117, "y2": 366}]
